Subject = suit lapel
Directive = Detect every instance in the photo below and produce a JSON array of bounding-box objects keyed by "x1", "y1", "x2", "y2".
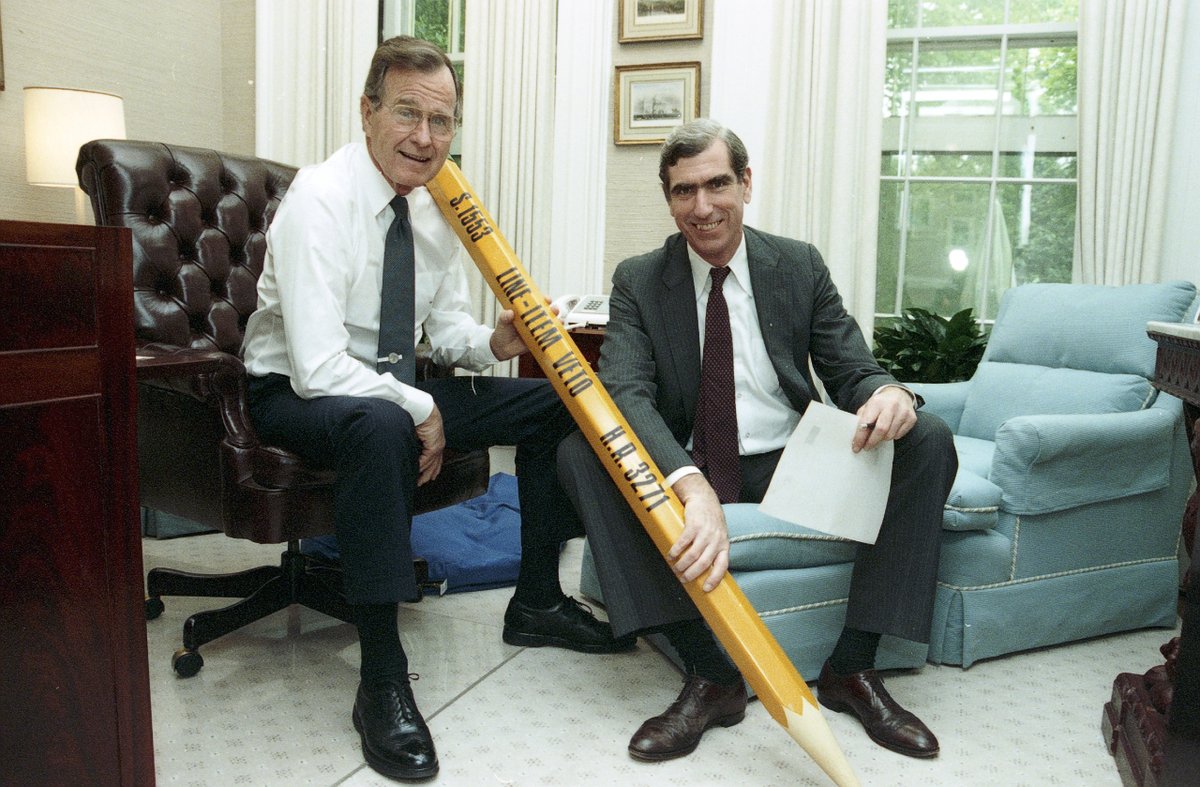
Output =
[
  {"x1": 660, "y1": 237, "x2": 702, "y2": 420},
  {"x1": 745, "y1": 228, "x2": 790, "y2": 367}
]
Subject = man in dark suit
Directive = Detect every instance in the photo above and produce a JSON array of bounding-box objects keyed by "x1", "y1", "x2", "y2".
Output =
[{"x1": 557, "y1": 119, "x2": 957, "y2": 761}]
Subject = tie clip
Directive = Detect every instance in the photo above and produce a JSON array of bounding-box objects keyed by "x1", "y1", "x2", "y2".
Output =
[{"x1": 378, "y1": 353, "x2": 403, "y2": 364}]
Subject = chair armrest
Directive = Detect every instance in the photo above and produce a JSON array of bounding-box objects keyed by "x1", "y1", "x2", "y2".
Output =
[
  {"x1": 136, "y1": 344, "x2": 237, "y2": 381},
  {"x1": 991, "y1": 408, "x2": 1177, "y2": 515},
  {"x1": 135, "y1": 344, "x2": 258, "y2": 449},
  {"x1": 906, "y1": 381, "x2": 970, "y2": 431}
]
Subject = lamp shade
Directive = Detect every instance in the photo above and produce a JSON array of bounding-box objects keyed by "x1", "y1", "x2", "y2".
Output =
[{"x1": 24, "y1": 87, "x2": 126, "y2": 187}]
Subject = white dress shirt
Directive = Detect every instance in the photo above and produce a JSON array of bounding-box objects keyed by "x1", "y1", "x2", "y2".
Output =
[
  {"x1": 665, "y1": 236, "x2": 911, "y2": 488},
  {"x1": 242, "y1": 143, "x2": 497, "y2": 425},
  {"x1": 664, "y1": 238, "x2": 801, "y2": 487}
]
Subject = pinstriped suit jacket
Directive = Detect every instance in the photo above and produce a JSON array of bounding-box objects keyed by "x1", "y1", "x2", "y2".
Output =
[{"x1": 598, "y1": 226, "x2": 898, "y2": 479}]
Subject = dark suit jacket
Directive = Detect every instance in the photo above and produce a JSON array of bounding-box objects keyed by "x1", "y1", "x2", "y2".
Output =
[{"x1": 599, "y1": 226, "x2": 899, "y2": 479}]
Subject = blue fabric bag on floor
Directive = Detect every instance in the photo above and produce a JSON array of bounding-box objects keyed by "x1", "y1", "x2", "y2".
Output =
[{"x1": 302, "y1": 473, "x2": 521, "y2": 594}]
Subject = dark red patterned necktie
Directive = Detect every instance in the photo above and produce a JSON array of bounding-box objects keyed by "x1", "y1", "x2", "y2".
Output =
[{"x1": 692, "y1": 266, "x2": 741, "y2": 503}]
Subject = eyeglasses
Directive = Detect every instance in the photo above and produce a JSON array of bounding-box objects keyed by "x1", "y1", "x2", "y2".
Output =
[{"x1": 382, "y1": 103, "x2": 458, "y2": 141}]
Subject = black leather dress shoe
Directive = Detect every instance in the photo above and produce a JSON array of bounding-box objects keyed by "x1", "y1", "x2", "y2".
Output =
[
  {"x1": 352, "y1": 679, "x2": 439, "y2": 781},
  {"x1": 628, "y1": 675, "x2": 748, "y2": 761},
  {"x1": 502, "y1": 596, "x2": 637, "y2": 653},
  {"x1": 817, "y1": 660, "x2": 939, "y2": 758}
]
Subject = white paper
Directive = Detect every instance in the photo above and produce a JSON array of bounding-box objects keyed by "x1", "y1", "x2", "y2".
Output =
[{"x1": 758, "y1": 402, "x2": 893, "y2": 544}]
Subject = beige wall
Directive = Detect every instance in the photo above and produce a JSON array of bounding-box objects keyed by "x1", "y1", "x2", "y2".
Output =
[
  {"x1": 602, "y1": 0, "x2": 713, "y2": 290},
  {"x1": 0, "y1": 0, "x2": 255, "y2": 225}
]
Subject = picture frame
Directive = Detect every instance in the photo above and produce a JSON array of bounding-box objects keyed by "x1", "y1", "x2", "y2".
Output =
[
  {"x1": 618, "y1": 0, "x2": 703, "y2": 43},
  {"x1": 614, "y1": 62, "x2": 700, "y2": 145}
]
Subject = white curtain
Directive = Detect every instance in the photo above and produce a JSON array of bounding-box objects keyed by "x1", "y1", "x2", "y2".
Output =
[
  {"x1": 712, "y1": 1, "x2": 886, "y2": 335},
  {"x1": 755, "y1": 2, "x2": 887, "y2": 336},
  {"x1": 547, "y1": 1, "x2": 613, "y2": 299},
  {"x1": 1076, "y1": 0, "x2": 1187, "y2": 284},
  {"x1": 460, "y1": 0, "x2": 558, "y2": 374},
  {"x1": 255, "y1": 0, "x2": 377, "y2": 167}
]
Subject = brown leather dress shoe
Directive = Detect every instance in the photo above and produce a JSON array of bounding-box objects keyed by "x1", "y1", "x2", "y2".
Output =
[
  {"x1": 628, "y1": 675, "x2": 748, "y2": 761},
  {"x1": 817, "y1": 660, "x2": 939, "y2": 758}
]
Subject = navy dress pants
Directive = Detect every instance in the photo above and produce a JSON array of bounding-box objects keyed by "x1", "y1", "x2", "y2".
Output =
[{"x1": 248, "y1": 373, "x2": 581, "y2": 604}]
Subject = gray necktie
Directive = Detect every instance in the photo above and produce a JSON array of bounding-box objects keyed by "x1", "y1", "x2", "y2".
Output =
[{"x1": 377, "y1": 195, "x2": 417, "y2": 384}]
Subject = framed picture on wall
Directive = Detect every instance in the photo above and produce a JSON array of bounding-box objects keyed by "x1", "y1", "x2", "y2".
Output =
[
  {"x1": 619, "y1": 0, "x2": 703, "y2": 43},
  {"x1": 614, "y1": 62, "x2": 700, "y2": 145}
]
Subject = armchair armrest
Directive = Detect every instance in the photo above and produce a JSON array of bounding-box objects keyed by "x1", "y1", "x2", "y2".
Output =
[
  {"x1": 906, "y1": 381, "x2": 970, "y2": 431},
  {"x1": 991, "y1": 408, "x2": 1177, "y2": 515},
  {"x1": 135, "y1": 344, "x2": 258, "y2": 449}
]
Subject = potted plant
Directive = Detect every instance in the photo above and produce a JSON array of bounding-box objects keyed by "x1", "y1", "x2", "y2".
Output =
[{"x1": 872, "y1": 308, "x2": 988, "y2": 383}]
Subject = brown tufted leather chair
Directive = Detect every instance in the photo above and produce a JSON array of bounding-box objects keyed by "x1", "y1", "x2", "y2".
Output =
[{"x1": 76, "y1": 140, "x2": 490, "y2": 677}]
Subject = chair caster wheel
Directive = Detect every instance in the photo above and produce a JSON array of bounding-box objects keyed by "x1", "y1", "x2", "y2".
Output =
[
  {"x1": 172, "y1": 648, "x2": 204, "y2": 678},
  {"x1": 145, "y1": 597, "x2": 164, "y2": 620}
]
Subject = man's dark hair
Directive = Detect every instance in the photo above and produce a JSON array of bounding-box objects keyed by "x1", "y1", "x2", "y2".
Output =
[
  {"x1": 363, "y1": 35, "x2": 462, "y2": 119},
  {"x1": 658, "y1": 119, "x2": 750, "y2": 200}
]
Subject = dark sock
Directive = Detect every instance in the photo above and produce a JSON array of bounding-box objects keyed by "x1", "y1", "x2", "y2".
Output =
[
  {"x1": 828, "y1": 626, "x2": 881, "y2": 675},
  {"x1": 512, "y1": 542, "x2": 564, "y2": 608},
  {"x1": 662, "y1": 619, "x2": 741, "y2": 686},
  {"x1": 353, "y1": 602, "x2": 408, "y2": 685}
]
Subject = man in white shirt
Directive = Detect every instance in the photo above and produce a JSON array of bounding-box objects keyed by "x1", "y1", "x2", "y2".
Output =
[
  {"x1": 557, "y1": 119, "x2": 957, "y2": 762},
  {"x1": 242, "y1": 36, "x2": 631, "y2": 782}
]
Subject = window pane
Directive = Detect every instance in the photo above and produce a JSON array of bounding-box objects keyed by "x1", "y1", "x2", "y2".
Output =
[
  {"x1": 876, "y1": 181, "x2": 904, "y2": 314},
  {"x1": 415, "y1": 0, "x2": 450, "y2": 51},
  {"x1": 1008, "y1": 0, "x2": 1079, "y2": 25},
  {"x1": 900, "y1": 182, "x2": 992, "y2": 316},
  {"x1": 907, "y1": 44, "x2": 1001, "y2": 177},
  {"x1": 998, "y1": 151, "x2": 1076, "y2": 178},
  {"x1": 995, "y1": 182, "x2": 1076, "y2": 288},
  {"x1": 910, "y1": 150, "x2": 993, "y2": 178},
  {"x1": 1003, "y1": 45, "x2": 1077, "y2": 116},
  {"x1": 888, "y1": 0, "x2": 918, "y2": 28},
  {"x1": 920, "y1": 0, "x2": 1005, "y2": 27},
  {"x1": 913, "y1": 44, "x2": 1002, "y2": 118},
  {"x1": 883, "y1": 46, "x2": 912, "y2": 120}
]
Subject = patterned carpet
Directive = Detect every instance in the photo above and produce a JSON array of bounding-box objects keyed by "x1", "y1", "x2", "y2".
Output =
[{"x1": 141, "y1": 531, "x2": 1177, "y2": 786}]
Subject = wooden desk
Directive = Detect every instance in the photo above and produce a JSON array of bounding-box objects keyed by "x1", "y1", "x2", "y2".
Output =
[
  {"x1": 1102, "y1": 322, "x2": 1200, "y2": 787},
  {"x1": 518, "y1": 325, "x2": 605, "y2": 377},
  {"x1": 0, "y1": 220, "x2": 155, "y2": 785}
]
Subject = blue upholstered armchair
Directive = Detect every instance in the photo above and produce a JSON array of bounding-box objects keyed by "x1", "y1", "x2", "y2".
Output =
[
  {"x1": 914, "y1": 280, "x2": 1197, "y2": 666},
  {"x1": 582, "y1": 280, "x2": 1197, "y2": 678}
]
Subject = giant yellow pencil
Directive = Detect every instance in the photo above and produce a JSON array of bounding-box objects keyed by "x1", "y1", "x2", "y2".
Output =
[{"x1": 428, "y1": 161, "x2": 858, "y2": 786}]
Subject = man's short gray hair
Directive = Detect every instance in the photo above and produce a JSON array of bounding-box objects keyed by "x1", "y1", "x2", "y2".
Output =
[
  {"x1": 657, "y1": 119, "x2": 750, "y2": 199},
  {"x1": 363, "y1": 35, "x2": 462, "y2": 119}
]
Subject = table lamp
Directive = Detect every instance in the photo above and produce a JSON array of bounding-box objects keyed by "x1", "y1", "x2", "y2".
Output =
[{"x1": 24, "y1": 86, "x2": 126, "y2": 224}]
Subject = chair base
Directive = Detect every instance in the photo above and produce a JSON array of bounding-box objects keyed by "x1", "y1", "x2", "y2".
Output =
[{"x1": 147, "y1": 540, "x2": 355, "y2": 677}]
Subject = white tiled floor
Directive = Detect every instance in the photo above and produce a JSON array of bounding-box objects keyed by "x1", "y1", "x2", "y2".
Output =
[{"x1": 141, "y1": 528, "x2": 1179, "y2": 787}]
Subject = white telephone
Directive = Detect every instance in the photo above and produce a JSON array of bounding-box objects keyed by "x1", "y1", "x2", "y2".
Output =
[{"x1": 551, "y1": 293, "x2": 610, "y2": 328}]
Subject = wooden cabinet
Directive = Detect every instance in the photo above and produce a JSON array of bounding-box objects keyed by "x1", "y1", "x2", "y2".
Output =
[
  {"x1": 0, "y1": 220, "x2": 154, "y2": 785},
  {"x1": 1102, "y1": 324, "x2": 1200, "y2": 786}
]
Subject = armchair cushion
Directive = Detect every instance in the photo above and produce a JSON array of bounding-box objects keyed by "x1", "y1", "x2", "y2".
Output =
[
  {"x1": 724, "y1": 504, "x2": 856, "y2": 571},
  {"x1": 982, "y1": 280, "x2": 1198, "y2": 377},
  {"x1": 958, "y1": 362, "x2": 1155, "y2": 440},
  {"x1": 942, "y1": 468, "x2": 1002, "y2": 531}
]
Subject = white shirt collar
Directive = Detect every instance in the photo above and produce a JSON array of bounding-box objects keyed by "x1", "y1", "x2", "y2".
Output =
[
  {"x1": 686, "y1": 234, "x2": 750, "y2": 298},
  {"x1": 352, "y1": 142, "x2": 427, "y2": 219}
]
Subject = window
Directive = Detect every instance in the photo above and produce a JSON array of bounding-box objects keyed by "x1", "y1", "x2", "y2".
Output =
[
  {"x1": 876, "y1": 0, "x2": 1078, "y2": 322},
  {"x1": 380, "y1": 0, "x2": 467, "y2": 159}
]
